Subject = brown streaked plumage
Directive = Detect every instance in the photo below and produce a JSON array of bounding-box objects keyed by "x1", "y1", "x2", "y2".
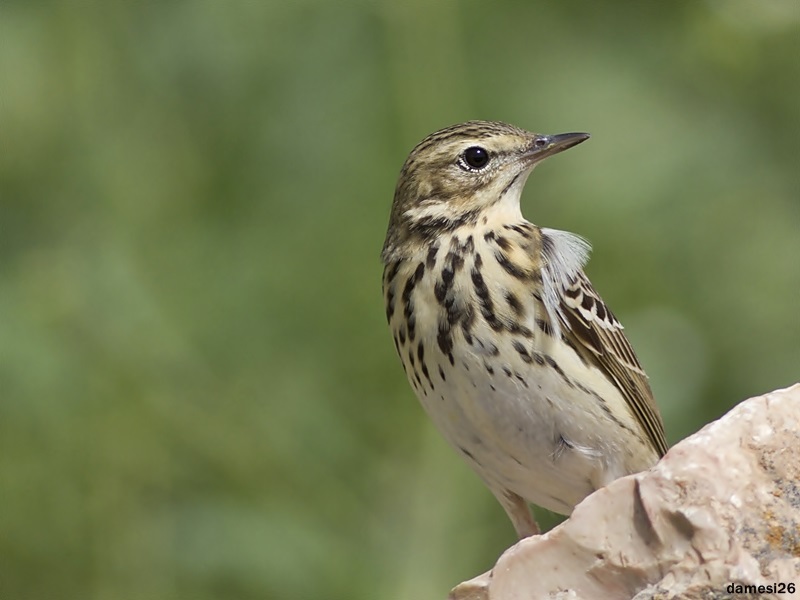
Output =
[{"x1": 382, "y1": 121, "x2": 667, "y2": 538}]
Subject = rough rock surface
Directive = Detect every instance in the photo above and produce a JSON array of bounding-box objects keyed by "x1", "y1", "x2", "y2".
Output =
[{"x1": 450, "y1": 384, "x2": 800, "y2": 600}]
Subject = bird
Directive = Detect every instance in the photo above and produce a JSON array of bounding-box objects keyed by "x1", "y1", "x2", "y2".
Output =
[{"x1": 381, "y1": 120, "x2": 667, "y2": 537}]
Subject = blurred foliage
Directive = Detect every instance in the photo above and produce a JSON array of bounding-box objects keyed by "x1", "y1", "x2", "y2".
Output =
[{"x1": 0, "y1": 1, "x2": 798, "y2": 598}]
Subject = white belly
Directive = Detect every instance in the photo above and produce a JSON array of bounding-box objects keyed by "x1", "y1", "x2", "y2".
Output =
[{"x1": 415, "y1": 323, "x2": 620, "y2": 513}]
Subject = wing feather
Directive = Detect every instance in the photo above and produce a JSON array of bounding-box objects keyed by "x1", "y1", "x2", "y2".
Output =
[{"x1": 560, "y1": 272, "x2": 668, "y2": 457}]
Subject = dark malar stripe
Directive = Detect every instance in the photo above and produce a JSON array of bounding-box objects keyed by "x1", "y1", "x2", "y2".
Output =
[
  {"x1": 408, "y1": 209, "x2": 482, "y2": 239},
  {"x1": 499, "y1": 173, "x2": 520, "y2": 198}
]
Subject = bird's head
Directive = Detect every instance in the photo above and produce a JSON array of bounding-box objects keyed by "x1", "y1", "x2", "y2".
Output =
[{"x1": 383, "y1": 120, "x2": 588, "y2": 261}]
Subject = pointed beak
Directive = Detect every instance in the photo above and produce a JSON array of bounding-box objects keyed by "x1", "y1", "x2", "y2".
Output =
[{"x1": 523, "y1": 132, "x2": 590, "y2": 163}]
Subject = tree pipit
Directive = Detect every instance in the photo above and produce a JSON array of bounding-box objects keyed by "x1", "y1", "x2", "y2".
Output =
[{"x1": 382, "y1": 121, "x2": 667, "y2": 537}]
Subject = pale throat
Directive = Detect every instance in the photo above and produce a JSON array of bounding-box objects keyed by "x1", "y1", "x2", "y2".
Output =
[
  {"x1": 481, "y1": 166, "x2": 534, "y2": 227},
  {"x1": 403, "y1": 166, "x2": 535, "y2": 231}
]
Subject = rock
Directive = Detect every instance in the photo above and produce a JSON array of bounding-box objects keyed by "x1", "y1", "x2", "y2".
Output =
[{"x1": 449, "y1": 384, "x2": 800, "y2": 600}]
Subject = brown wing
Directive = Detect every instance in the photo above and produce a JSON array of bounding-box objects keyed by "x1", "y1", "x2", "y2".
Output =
[{"x1": 561, "y1": 272, "x2": 668, "y2": 457}]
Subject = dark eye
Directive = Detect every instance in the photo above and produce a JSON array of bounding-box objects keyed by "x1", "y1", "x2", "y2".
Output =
[{"x1": 463, "y1": 146, "x2": 490, "y2": 170}]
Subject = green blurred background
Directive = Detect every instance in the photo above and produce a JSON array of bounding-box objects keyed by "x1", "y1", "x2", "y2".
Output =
[{"x1": 1, "y1": 1, "x2": 798, "y2": 598}]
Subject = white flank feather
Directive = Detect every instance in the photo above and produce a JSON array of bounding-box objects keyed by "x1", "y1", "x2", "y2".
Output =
[{"x1": 539, "y1": 227, "x2": 592, "y2": 339}]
